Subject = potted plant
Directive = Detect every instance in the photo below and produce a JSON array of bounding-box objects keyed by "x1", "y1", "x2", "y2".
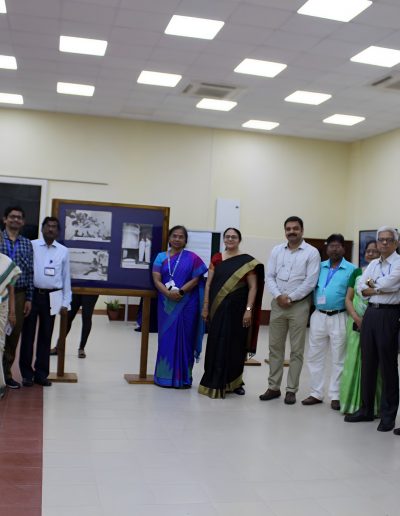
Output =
[{"x1": 105, "y1": 299, "x2": 121, "y2": 321}]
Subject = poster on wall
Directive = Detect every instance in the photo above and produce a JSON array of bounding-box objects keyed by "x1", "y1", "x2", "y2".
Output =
[{"x1": 53, "y1": 199, "x2": 169, "y2": 293}]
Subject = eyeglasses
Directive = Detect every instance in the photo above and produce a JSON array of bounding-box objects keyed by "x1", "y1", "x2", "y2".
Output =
[
  {"x1": 224, "y1": 235, "x2": 239, "y2": 240},
  {"x1": 377, "y1": 238, "x2": 395, "y2": 243},
  {"x1": 7, "y1": 215, "x2": 23, "y2": 220}
]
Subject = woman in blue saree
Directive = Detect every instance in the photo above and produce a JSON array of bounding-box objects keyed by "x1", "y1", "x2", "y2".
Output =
[{"x1": 152, "y1": 226, "x2": 207, "y2": 388}]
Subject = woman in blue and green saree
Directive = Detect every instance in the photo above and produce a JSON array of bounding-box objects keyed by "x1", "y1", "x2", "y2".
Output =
[
  {"x1": 152, "y1": 226, "x2": 207, "y2": 388},
  {"x1": 199, "y1": 228, "x2": 264, "y2": 399}
]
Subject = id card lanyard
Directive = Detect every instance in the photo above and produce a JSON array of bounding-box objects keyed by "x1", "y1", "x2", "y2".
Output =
[
  {"x1": 167, "y1": 249, "x2": 184, "y2": 280},
  {"x1": 5, "y1": 238, "x2": 19, "y2": 260},
  {"x1": 317, "y1": 259, "x2": 342, "y2": 305}
]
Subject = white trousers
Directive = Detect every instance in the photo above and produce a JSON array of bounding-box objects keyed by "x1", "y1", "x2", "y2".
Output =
[{"x1": 307, "y1": 310, "x2": 347, "y2": 401}]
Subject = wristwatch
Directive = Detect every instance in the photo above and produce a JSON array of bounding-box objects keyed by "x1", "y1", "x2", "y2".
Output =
[
  {"x1": 246, "y1": 306, "x2": 252, "y2": 311},
  {"x1": 179, "y1": 289, "x2": 185, "y2": 296}
]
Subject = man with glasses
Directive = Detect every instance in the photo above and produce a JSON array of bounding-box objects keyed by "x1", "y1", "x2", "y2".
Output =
[
  {"x1": 345, "y1": 227, "x2": 400, "y2": 433},
  {"x1": 260, "y1": 216, "x2": 320, "y2": 405},
  {"x1": 302, "y1": 234, "x2": 355, "y2": 410},
  {"x1": 0, "y1": 206, "x2": 34, "y2": 389}
]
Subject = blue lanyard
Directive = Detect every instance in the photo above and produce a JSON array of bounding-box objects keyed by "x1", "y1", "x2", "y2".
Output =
[
  {"x1": 324, "y1": 260, "x2": 342, "y2": 289},
  {"x1": 5, "y1": 238, "x2": 19, "y2": 260}
]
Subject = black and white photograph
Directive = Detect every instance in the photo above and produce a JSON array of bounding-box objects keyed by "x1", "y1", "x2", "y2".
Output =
[
  {"x1": 69, "y1": 248, "x2": 109, "y2": 281},
  {"x1": 121, "y1": 223, "x2": 152, "y2": 269},
  {"x1": 65, "y1": 209, "x2": 112, "y2": 242}
]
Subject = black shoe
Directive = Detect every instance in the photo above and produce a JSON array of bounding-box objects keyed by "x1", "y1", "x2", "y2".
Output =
[
  {"x1": 78, "y1": 348, "x2": 86, "y2": 358},
  {"x1": 34, "y1": 378, "x2": 52, "y2": 387},
  {"x1": 259, "y1": 389, "x2": 281, "y2": 401},
  {"x1": 344, "y1": 410, "x2": 374, "y2": 423},
  {"x1": 22, "y1": 378, "x2": 34, "y2": 387},
  {"x1": 6, "y1": 378, "x2": 21, "y2": 389},
  {"x1": 377, "y1": 421, "x2": 395, "y2": 432},
  {"x1": 301, "y1": 396, "x2": 322, "y2": 406},
  {"x1": 234, "y1": 387, "x2": 245, "y2": 395},
  {"x1": 393, "y1": 428, "x2": 400, "y2": 436},
  {"x1": 284, "y1": 392, "x2": 296, "y2": 405},
  {"x1": 50, "y1": 347, "x2": 58, "y2": 356},
  {"x1": 331, "y1": 400, "x2": 340, "y2": 411}
]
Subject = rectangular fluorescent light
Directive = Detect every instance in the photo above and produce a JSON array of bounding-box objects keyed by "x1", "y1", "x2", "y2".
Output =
[
  {"x1": 234, "y1": 58, "x2": 287, "y2": 78},
  {"x1": 196, "y1": 98, "x2": 237, "y2": 111},
  {"x1": 0, "y1": 0, "x2": 6, "y2": 14},
  {"x1": 0, "y1": 55, "x2": 17, "y2": 70},
  {"x1": 0, "y1": 92, "x2": 23, "y2": 105},
  {"x1": 351, "y1": 46, "x2": 400, "y2": 67},
  {"x1": 59, "y1": 35, "x2": 107, "y2": 56},
  {"x1": 57, "y1": 82, "x2": 95, "y2": 96},
  {"x1": 285, "y1": 90, "x2": 331, "y2": 105},
  {"x1": 323, "y1": 114, "x2": 365, "y2": 126},
  {"x1": 242, "y1": 120, "x2": 279, "y2": 131},
  {"x1": 298, "y1": 0, "x2": 372, "y2": 22},
  {"x1": 137, "y1": 71, "x2": 182, "y2": 87},
  {"x1": 165, "y1": 15, "x2": 224, "y2": 40}
]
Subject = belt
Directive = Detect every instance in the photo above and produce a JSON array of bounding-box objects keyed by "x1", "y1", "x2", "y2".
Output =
[
  {"x1": 368, "y1": 303, "x2": 400, "y2": 309},
  {"x1": 318, "y1": 309, "x2": 346, "y2": 316},
  {"x1": 35, "y1": 288, "x2": 61, "y2": 295}
]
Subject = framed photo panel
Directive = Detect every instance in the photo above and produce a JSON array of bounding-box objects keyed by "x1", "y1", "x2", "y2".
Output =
[
  {"x1": 52, "y1": 199, "x2": 169, "y2": 293},
  {"x1": 359, "y1": 230, "x2": 376, "y2": 267}
]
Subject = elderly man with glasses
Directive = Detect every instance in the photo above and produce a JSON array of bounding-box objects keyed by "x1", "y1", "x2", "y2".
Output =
[{"x1": 345, "y1": 226, "x2": 400, "y2": 434}]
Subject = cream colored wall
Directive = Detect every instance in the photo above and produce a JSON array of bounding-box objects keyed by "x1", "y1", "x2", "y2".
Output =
[{"x1": 1, "y1": 108, "x2": 353, "y2": 308}]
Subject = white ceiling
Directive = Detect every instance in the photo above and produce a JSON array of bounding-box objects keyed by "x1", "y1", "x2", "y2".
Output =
[{"x1": 2, "y1": 0, "x2": 400, "y2": 141}]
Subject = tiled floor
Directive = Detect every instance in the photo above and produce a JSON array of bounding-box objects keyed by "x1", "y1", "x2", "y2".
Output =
[
  {"x1": 0, "y1": 386, "x2": 42, "y2": 516},
  {"x1": 3, "y1": 315, "x2": 400, "y2": 516}
]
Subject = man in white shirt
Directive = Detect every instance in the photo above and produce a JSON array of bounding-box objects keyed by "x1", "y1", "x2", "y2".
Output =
[
  {"x1": 345, "y1": 226, "x2": 400, "y2": 433},
  {"x1": 19, "y1": 217, "x2": 72, "y2": 387},
  {"x1": 260, "y1": 216, "x2": 320, "y2": 405}
]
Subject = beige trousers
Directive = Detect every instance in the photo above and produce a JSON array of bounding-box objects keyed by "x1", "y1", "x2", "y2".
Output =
[{"x1": 268, "y1": 296, "x2": 312, "y2": 393}]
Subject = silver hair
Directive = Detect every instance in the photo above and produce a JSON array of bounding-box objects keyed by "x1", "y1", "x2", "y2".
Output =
[{"x1": 376, "y1": 226, "x2": 399, "y2": 241}]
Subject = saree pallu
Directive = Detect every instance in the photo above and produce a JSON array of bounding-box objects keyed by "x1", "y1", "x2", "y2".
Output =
[
  {"x1": 199, "y1": 254, "x2": 264, "y2": 399},
  {"x1": 0, "y1": 253, "x2": 21, "y2": 388},
  {"x1": 340, "y1": 275, "x2": 382, "y2": 415},
  {"x1": 153, "y1": 250, "x2": 207, "y2": 388}
]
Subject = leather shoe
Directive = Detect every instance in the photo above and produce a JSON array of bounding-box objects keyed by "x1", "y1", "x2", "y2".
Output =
[
  {"x1": 393, "y1": 428, "x2": 400, "y2": 436},
  {"x1": 34, "y1": 378, "x2": 52, "y2": 387},
  {"x1": 50, "y1": 347, "x2": 58, "y2": 356},
  {"x1": 284, "y1": 392, "x2": 296, "y2": 405},
  {"x1": 344, "y1": 410, "x2": 374, "y2": 423},
  {"x1": 78, "y1": 348, "x2": 86, "y2": 358},
  {"x1": 301, "y1": 396, "x2": 322, "y2": 406},
  {"x1": 22, "y1": 378, "x2": 34, "y2": 387},
  {"x1": 331, "y1": 400, "x2": 340, "y2": 411},
  {"x1": 377, "y1": 420, "x2": 395, "y2": 432},
  {"x1": 234, "y1": 387, "x2": 245, "y2": 395},
  {"x1": 259, "y1": 389, "x2": 281, "y2": 401}
]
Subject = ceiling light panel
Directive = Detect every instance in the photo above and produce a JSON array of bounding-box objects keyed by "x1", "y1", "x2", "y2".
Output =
[
  {"x1": 323, "y1": 114, "x2": 365, "y2": 126},
  {"x1": 298, "y1": 0, "x2": 372, "y2": 23},
  {"x1": 57, "y1": 82, "x2": 95, "y2": 96},
  {"x1": 285, "y1": 90, "x2": 331, "y2": 105},
  {"x1": 196, "y1": 98, "x2": 237, "y2": 111},
  {"x1": 234, "y1": 58, "x2": 287, "y2": 78},
  {"x1": 0, "y1": 55, "x2": 17, "y2": 70},
  {"x1": 350, "y1": 46, "x2": 400, "y2": 67},
  {"x1": 0, "y1": 92, "x2": 23, "y2": 104},
  {"x1": 137, "y1": 71, "x2": 182, "y2": 87},
  {"x1": 165, "y1": 15, "x2": 224, "y2": 40},
  {"x1": 59, "y1": 36, "x2": 108, "y2": 56},
  {"x1": 242, "y1": 120, "x2": 279, "y2": 130}
]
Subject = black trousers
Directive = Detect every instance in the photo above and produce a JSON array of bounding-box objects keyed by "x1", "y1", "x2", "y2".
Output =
[
  {"x1": 19, "y1": 289, "x2": 55, "y2": 381},
  {"x1": 65, "y1": 294, "x2": 98, "y2": 349},
  {"x1": 360, "y1": 305, "x2": 400, "y2": 424}
]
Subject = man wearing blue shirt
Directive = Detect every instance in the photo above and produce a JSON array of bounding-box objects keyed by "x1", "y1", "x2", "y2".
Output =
[
  {"x1": 302, "y1": 234, "x2": 355, "y2": 410},
  {"x1": 19, "y1": 217, "x2": 71, "y2": 387}
]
